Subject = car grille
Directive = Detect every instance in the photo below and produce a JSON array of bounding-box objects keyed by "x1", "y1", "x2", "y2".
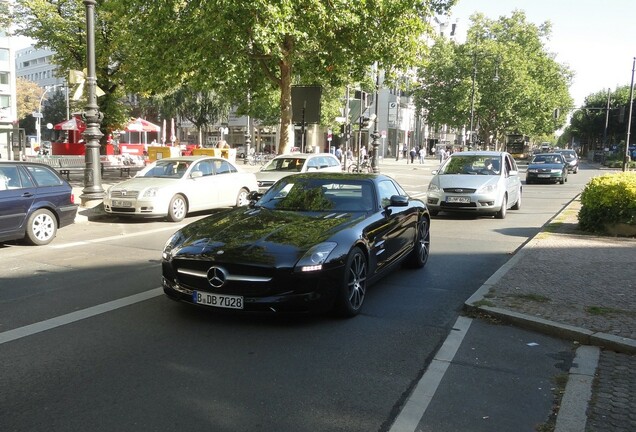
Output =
[
  {"x1": 110, "y1": 190, "x2": 140, "y2": 198},
  {"x1": 441, "y1": 201, "x2": 478, "y2": 208},
  {"x1": 171, "y1": 258, "x2": 278, "y2": 296},
  {"x1": 443, "y1": 188, "x2": 476, "y2": 193}
]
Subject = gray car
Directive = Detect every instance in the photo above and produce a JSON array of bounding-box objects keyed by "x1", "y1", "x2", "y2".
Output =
[{"x1": 426, "y1": 151, "x2": 522, "y2": 219}]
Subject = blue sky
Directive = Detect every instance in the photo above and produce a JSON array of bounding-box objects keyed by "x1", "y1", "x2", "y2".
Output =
[{"x1": 449, "y1": 0, "x2": 635, "y2": 107}]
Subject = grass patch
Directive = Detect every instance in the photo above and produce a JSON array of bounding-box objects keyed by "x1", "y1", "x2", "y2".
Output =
[
  {"x1": 472, "y1": 299, "x2": 496, "y2": 308},
  {"x1": 511, "y1": 293, "x2": 551, "y2": 303},
  {"x1": 586, "y1": 305, "x2": 630, "y2": 316}
]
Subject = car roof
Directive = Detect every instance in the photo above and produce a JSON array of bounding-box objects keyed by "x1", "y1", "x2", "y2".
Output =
[
  {"x1": 155, "y1": 156, "x2": 230, "y2": 163},
  {"x1": 448, "y1": 151, "x2": 508, "y2": 157},
  {"x1": 290, "y1": 172, "x2": 391, "y2": 182},
  {"x1": 272, "y1": 153, "x2": 337, "y2": 160}
]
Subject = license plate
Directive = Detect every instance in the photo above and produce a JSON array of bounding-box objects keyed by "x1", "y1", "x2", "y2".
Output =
[
  {"x1": 193, "y1": 291, "x2": 244, "y2": 309},
  {"x1": 113, "y1": 200, "x2": 132, "y2": 207},
  {"x1": 538, "y1": 174, "x2": 551, "y2": 178},
  {"x1": 447, "y1": 196, "x2": 471, "y2": 204}
]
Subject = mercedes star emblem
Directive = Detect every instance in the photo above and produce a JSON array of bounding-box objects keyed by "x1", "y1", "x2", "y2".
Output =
[{"x1": 207, "y1": 266, "x2": 228, "y2": 288}]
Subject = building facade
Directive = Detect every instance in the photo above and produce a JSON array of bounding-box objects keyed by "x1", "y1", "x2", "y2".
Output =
[{"x1": 0, "y1": 0, "x2": 19, "y2": 160}]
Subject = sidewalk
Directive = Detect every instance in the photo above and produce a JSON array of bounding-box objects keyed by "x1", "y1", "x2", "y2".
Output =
[{"x1": 465, "y1": 197, "x2": 636, "y2": 431}]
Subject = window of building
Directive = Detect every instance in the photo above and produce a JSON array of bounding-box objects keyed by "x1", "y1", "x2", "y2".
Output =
[
  {"x1": 0, "y1": 95, "x2": 10, "y2": 108},
  {"x1": 0, "y1": 72, "x2": 8, "y2": 85},
  {"x1": 0, "y1": 48, "x2": 9, "y2": 62}
]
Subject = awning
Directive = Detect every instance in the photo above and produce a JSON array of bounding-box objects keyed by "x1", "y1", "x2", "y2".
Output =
[
  {"x1": 125, "y1": 117, "x2": 161, "y2": 132},
  {"x1": 54, "y1": 117, "x2": 86, "y2": 131}
]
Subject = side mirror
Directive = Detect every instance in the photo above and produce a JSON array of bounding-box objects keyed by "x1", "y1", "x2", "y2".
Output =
[
  {"x1": 190, "y1": 171, "x2": 203, "y2": 178},
  {"x1": 508, "y1": 170, "x2": 518, "y2": 177},
  {"x1": 247, "y1": 190, "x2": 263, "y2": 203},
  {"x1": 388, "y1": 195, "x2": 409, "y2": 207},
  {"x1": 431, "y1": 170, "x2": 438, "y2": 175}
]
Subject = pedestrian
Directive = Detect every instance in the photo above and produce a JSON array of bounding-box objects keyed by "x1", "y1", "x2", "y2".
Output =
[
  {"x1": 418, "y1": 147, "x2": 425, "y2": 164},
  {"x1": 335, "y1": 146, "x2": 342, "y2": 160},
  {"x1": 438, "y1": 147, "x2": 446, "y2": 163},
  {"x1": 402, "y1": 143, "x2": 407, "y2": 160},
  {"x1": 409, "y1": 147, "x2": 416, "y2": 163}
]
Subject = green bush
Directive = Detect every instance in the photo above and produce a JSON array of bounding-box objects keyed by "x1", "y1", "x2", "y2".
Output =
[{"x1": 578, "y1": 172, "x2": 636, "y2": 232}]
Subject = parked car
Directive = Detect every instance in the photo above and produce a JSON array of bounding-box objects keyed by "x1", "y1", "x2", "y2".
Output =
[
  {"x1": 255, "y1": 153, "x2": 342, "y2": 192},
  {"x1": 103, "y1": 156, "x2": 258, "y2": 222},
  {"x1": 526, "y1": 153, "x2": 568, "y2": 184},
  {"x1": 162, "y1": 172, "x2": 430, "y2": 317},
  {"x1": 555, "y1": 149, "x2": 579, "y2": 173},
  {"x1": 0, "y1": 161, "x2": 78, "y2": 245},
  {"x1": 426, "y1": 151, "x2": 522, "y2": 219}
]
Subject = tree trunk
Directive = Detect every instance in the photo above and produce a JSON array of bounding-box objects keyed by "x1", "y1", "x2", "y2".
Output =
[{"x1": 278, "y1": 36, "x2": 294, "y2": 154}]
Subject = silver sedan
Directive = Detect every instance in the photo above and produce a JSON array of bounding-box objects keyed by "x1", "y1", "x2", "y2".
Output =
[{"x1": 104, "y1": 156, "x2": 258, "y2": 222}]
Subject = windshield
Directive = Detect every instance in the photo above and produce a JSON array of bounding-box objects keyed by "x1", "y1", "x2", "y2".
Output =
[
  {"x1": 140, "y1": 160, "x2": 191, "y2": 178},
  {"x1": 439, "y1": 155, "x2": 501, "y2": 175},
  {"x1": 257, "y1": 177, "x2": 374, "y2": 212},
  {"x1": 558, "y1": 152, "x2": 576, "y2": 161},
  {"x1": 532, "y1": 155, "x2": 562, "y2": 164},
  {"x1": 261, "y1": 157, "x2": 306, "y2": 173}
]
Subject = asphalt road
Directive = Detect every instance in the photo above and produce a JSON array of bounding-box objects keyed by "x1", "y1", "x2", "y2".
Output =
[{"x1": 0, "y1": 158, "x2": 597, "y2": 431}]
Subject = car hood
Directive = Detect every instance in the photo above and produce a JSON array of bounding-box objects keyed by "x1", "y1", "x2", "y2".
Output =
[
  {"x1": 168, "y1": 207, "x2": 363, "y2": 265},
  {"x1": 434, "y1": 174, "x2": 501, "y2": 190},
  {"x1": 527, "y1": 163, "x2": 564, "y2": 169},
  {"x1": 108, "y1": 177, "x2": 179, "y2": 192},
  {"x1": 255, "y1": 170, "x2": 297, "y2": 183}
]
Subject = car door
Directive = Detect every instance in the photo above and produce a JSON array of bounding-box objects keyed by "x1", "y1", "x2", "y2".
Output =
[
  {"x1": 0, "y1": 164, "x2": 37, "y2": 238},
  {"x1": 187, "y1": 159, "x2": 219, "y2": 211},
  {"x1": 211, "y1": 159, "x2": 239, "y2": 207},
  {"x1": 504, "y1": 154, "x2": 520, "y2": 206},
  {"x1": 372, "y1": 179, "x2": 417, "y2": 270}
]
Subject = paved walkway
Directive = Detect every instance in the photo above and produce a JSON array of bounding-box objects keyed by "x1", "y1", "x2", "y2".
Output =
[{"x1": 465, "y1": 197, "x2": 636, "y2": 432}]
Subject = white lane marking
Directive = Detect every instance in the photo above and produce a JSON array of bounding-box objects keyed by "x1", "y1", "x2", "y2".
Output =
[
  {"x1": 52, "y1": 225, "x2": 184, "y2": 249},
  {"x1": 0, "y1": 288, "x2": 163, "y2": 345},
  {"x1": 389, "y1": 316, "x2": 472, "y2": 432}
]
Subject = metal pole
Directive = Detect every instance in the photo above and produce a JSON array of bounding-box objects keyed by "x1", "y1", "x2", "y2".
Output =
[
  {"x1": 371, "y1": 64, "x2": 381, "y2": 173},
  {"x1": 602, "y1": 88, "x2": 610, "y2": 164},
  {"x1": 80, "y1": 0, "x2": 104, "y2": 204},
  {"x1": 624, "y1": 57, "x2": 635, "y2": 172},
  {"x1": 469, "y1": 53, "x2": 476, "y2": 149}
]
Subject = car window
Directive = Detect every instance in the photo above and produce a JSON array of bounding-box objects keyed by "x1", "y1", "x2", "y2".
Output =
[
  {"x1": 192, "y1": 160, "x2": 214, "y2": 176},
  {"x1": 213, "y1": 159, "x2": 235, "y2": 175},
  {"x1": 307, "y1": 158, "x2": 320, "y2": 169},
  {"x1": 0, "y1": 165, "x2": 22, "y2": 189},
  {"x1": 378, "y1": 180, "x2": 401, "y2": 207},
  {"x1": 26, "y1": 165, "x2": 64, "y2": 187}
]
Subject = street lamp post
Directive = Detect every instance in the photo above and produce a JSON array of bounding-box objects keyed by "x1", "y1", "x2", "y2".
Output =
[
  {"x1": 371, "y1": 64, "x2": 381, "y2": 173},
  {"x1": 80, "y1": 0, "x2": 104, "y2": 204}
]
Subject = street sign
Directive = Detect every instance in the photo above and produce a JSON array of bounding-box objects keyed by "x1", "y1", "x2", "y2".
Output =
[{"x1": 381, "y1": 130, "x2": 387, "y2": 138}]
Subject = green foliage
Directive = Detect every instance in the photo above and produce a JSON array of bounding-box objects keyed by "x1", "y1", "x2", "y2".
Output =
[
  {"x1": 415, "y1": 11, "x2": 573, "y2": 147},
  {"x1": 579, "y1": 172, "x2": 636, "y2": 232}
]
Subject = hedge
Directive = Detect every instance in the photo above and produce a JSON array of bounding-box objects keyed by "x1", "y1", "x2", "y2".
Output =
[{"x1": 578, "y1": 171, "x2": 636, "y2": 233}]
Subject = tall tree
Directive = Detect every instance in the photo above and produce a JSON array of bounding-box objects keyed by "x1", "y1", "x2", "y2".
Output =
[
  {"x1": 415, "y1": 10, "x2": 573, "y2": 149},
  {"x1": 122, "y1": 0, "x2": 456, "y2": 153}
]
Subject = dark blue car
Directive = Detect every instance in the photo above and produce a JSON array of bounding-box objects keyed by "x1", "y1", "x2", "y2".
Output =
[{"x1": 0, "y1": 161, "x2": 78, "y2": 245}]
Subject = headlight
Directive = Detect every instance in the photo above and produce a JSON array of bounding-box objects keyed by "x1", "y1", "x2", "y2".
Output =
[
  {"x1": 142, "y1": 187, "x2": 159, "y2": 198},
  {"x1": 427, "y1": 183, "x2": 441, "y2": 193},
  {"x1": 295, "y1": 242, "x2": 337, "y2": 272},
  {"x1": 477, "y1": 184, "x2": 497, "y2": 194},
  {"x1": 162, "y1": 232, "x2": 182, "y2": 261}
]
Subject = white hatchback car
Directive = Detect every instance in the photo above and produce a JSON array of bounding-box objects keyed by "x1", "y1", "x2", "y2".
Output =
[
  {"x1": 426, "y1": 151, "x2": 522, "y2": 219},
  {"x1": 104, "y1": 156, "x2": 258, "y2": 222},
  {"x1": 255, "y1": 153, "x2": 342, "y2": 193}
]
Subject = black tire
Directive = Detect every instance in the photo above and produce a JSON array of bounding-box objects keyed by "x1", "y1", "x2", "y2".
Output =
[
  {"x1": 495, "y1": 194, "x2": 507, "y2": 219},
  {"x1": 405, "y1": 217, "x2": 431, "y2": 268},
  {"x1": 25, "y1": 209, "x2": 57, "y2": 245},
  {"x1": 511, "y1": 190, "x2": 522, "y2": 210},
  {"x1": 236, "y1": 188, "x2": 250, "y2": 207},
  {"x1": 335, "y1": 247, "x2": 367, "y2": 318},
  {"x1": 167, "y1": 194, "x2": 187, "y2": 222}
]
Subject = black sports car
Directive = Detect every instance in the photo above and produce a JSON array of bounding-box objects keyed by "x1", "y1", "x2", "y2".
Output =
[{"x1": 162, "y1": 172, "x2": 431, "y2": 317}]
